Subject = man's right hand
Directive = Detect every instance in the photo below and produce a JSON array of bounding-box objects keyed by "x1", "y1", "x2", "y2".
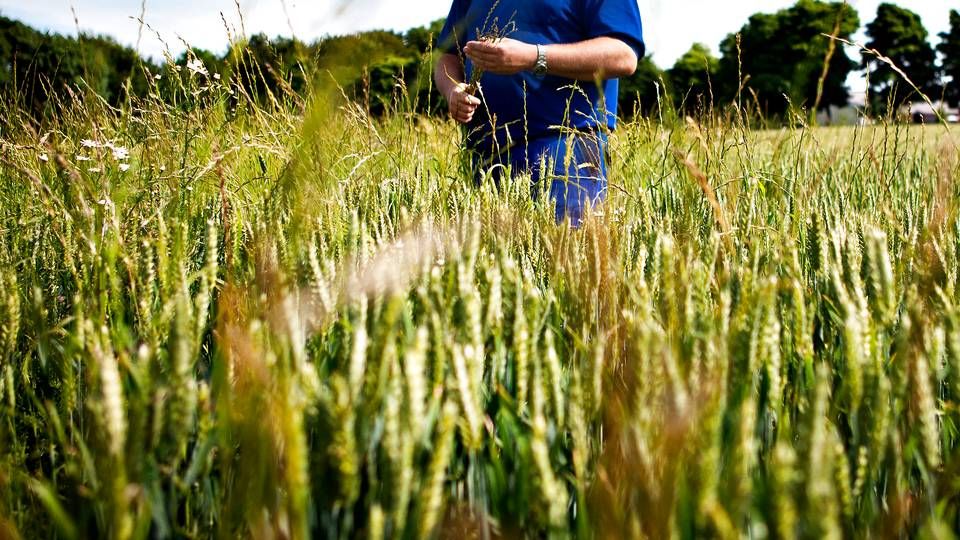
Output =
[{"x1": 447, "y1": 83, "x2": 481, "y2": 124}]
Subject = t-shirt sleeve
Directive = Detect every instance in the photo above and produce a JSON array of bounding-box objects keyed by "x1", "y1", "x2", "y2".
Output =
[
  {"x1": 580, "y1": 0, "x2": 646, "y2": 59},
  {"x1": 437, "y1": 0, "x2": 470, "y2": 55}
]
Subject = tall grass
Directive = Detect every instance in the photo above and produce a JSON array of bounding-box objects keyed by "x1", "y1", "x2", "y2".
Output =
[{"x1": 1, "y1": 42, "x2": 960, "y2": 539}]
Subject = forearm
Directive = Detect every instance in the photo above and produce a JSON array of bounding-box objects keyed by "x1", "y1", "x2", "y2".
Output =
[
  {"x1": 464, "y1": 36, "x2": 638, "y2": 82},
  {"x1": 435, "y1": 53, "x2": 466, "y2": 100},
  {"x1": 542, "y1": 37, "x2": 638, "y2": 81}
]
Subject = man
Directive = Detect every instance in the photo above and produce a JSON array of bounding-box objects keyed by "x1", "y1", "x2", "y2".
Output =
[{"x1": 434, "y1": 0, "x2": 645, "y2": 225}]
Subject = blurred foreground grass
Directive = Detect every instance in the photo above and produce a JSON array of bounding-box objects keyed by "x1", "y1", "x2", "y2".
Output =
[{"x1": 1, "y1": 70, "x2": 960, "y2": 539}]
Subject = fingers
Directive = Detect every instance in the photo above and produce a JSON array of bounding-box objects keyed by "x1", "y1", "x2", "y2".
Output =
[
  {"x1": 454, "y1": 110, "x2": 475, "y2": 124},
  {"x1": 464, "y1": 41, "x2": 502, "y2": 65},
  {"x1": 452, "y1": 91, "x2": 480, "y2": 111},
  {"x1": 464, "y1": 41, "x2": 522, "y2": 75},
  {"x1": 466, "y1": 54, "x2": 501, "y2": 74},
  {"x1": 464, "y1": 40, "x2": 498, "y2": 54},
  {"x1": 452, "y1": 84, "x2": 481, "y2": 106},
  {"x1": 470, "y1": 57, "x2": 493, "y2": 72},
  {"x1": 452, "y1": 104, "x2": 475, "y2": 124},
  {"x1": 454, "y1": 103, "x2": 477, "y2": 123},
  {"x1": 465, "y1": 49, "x2": 500, "y2": 66},
  {"x1": 449, "y1": 87, "x2": 480, "y2": 124}
]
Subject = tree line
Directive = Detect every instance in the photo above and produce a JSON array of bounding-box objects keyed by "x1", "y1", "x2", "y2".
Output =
[
  {"x1": 628, "y1": 1, "x2": 960, "y2": 119},
  {"x1": 0, "y1": 1, "x2": 958, "y2": 122}
]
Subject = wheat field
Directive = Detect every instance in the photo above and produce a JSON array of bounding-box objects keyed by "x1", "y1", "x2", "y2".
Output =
[{"x1": 1, "y1": 66, "x2": 960, "y2": 539}]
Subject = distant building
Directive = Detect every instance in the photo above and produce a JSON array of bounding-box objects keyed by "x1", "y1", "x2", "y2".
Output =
[
  {"x1": 812, "y1": 93, "x2": 958, "y2": 126},
  {"x1": 902, "y1": 101, "x2": 959, "y2": 124},
  {"x1": 829, "y1": 92, "x2": 959, "y2": 125}
]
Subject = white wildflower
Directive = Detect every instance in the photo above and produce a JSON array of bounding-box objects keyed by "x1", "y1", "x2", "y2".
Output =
[
  {"x1": 119, "y1": 163, "x2": 130, "y2": 172},
  {"x1": 76, "y1": 155, "x2": 91, "y2": 162},
  {"x1": 186, "y1": 57, "x2": 208, "y2": 77},
  {"x1": 154, "y1": 73, "x2": 162, "y2": 80},
  {"x1": 38, "y1": 153, "x2": 49, "y2": 162},
  {"x1": 81, "y1": 139, "x2": 101, "y2": 148},
  {"x1": 110, "y1": 146, "x2": 129, "y2": 161},
  {"x1": 213, "y1": 73, "x2": 221, "y2": 80}
]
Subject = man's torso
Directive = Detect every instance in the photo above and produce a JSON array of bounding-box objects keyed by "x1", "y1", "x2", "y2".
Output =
[{"x1": 452, "y1": 0, "x2": 622, "y2": 155}]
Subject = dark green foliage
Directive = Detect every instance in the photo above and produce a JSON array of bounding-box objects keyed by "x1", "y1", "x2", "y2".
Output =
[
  {"x1": 1, "y1": 3, "x2": 953, "y2": 126},
  {"x1": 78, "y1": 33, "x2": 153, "y2": 103},
  {"x1": 229, "y1": 33, "x2": 312, "y2": 102},
  {"x1": 0, "y1": 15, "x2": 452, "y2": 118},
  {"x1": 0, "y1": 15, "x2": 155, "y2": 115},
  {"x1": 405, "y1": 19, "x2": 448, "y2": 116},
  {"x1": 317, "y1": 30, "x2": 419, "y2": 115},
  {"x1": 667, "y1": 43, "x2": 719, "y2": 113},
  {"x1": 863, "y1": 3, "x2": 939, "y2": 110},
  {"x1": 405, "y1": 18, "x2": 446, "y2": 56},
  {"x1": 938, "y1": 10, "x2": 960, "y2": 107},
  {"x1": 619, "y1": 56, "x2": 668, "y2": 118},
  {"x1": 715, "y1": 0, "x2": 859, "y2": 117}
]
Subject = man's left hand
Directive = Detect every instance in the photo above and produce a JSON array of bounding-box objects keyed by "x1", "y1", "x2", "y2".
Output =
[{"x1": 464, "y1": 39, "x2": 538, "y2": 75}]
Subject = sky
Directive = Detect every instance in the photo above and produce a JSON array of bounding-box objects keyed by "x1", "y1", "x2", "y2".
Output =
[{"x1": 0, "y1": 0, "x2": 954, "y2": 92}]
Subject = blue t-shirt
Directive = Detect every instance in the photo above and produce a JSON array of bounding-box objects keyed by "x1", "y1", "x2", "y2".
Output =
[{"x1": 437, "y1": 0, "x2": 644, "y2": 155}]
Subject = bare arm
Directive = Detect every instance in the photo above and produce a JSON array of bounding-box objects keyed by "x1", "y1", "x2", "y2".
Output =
[
  {"x1": 464, "y1": 37, "x2": 638, "y2": 81},
  {"x1": 434, "y1": 52, "x2": 482, "y2": 124},
  {"x1": 434, "y1": 53, "x2": 466, "y2": 100}
]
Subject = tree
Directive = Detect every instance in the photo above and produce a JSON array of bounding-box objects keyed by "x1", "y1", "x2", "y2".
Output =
[
  {"x1": 667, "y1": 43, "x2": 718, "y2": 112},
  {"x1": 716, "y1": 0, "x2": 858, "y2": 118},
  {"x1": 316, "y1": 31, "x2": 418, "y2": 114},
  {"x1": 0, "y1": 15, "x2": 158, "y2": 115},
  {"x1": 939, "y1": 9, "x2": 960, "y2": 107},
  {"x1": 404, "y1": 20, "x2": 449, "y2": 115},
  {"x1": 863, "y1": 3, "x2": 938, "y2": 110},
  {"x1": 619, "y1": 56, "x2": 668, "y2": 118},
  {"x1": 785, "y1": 0, "x2": 860, "y2": 116},
  {"x1": 81, "y1": 33, "x2": 152, "y2": 104},
  {"x1": 404, "y1": 19, "x2": 446, "y2": 55}
]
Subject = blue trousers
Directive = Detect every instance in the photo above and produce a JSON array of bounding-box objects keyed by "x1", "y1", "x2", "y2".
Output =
[{"x1": 473, "y1": 131, "x2": 608, "y2": 225}]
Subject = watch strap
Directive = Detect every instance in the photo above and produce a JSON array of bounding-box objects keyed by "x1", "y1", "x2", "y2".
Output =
[{"x1": 534, "y1": 44, "x2": 548, "y2": 78}]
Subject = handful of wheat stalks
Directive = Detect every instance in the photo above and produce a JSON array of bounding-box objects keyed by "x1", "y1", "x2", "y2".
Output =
[{"x1": 456, "y1": 0, "x2": 517, "y2": 95}]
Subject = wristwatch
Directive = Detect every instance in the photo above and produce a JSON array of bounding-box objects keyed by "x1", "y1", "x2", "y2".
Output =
[{"x1": 533, "y1": 44, "x2": 548, "y2": 78}]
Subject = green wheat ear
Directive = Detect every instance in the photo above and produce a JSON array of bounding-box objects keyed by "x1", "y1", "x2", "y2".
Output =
[
  {"x1": 0, "y1": 269, "x2": 19, "y2": 364},
  {"x1": 2, "y1": 15, "x2": 960, "y2": 537}
]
